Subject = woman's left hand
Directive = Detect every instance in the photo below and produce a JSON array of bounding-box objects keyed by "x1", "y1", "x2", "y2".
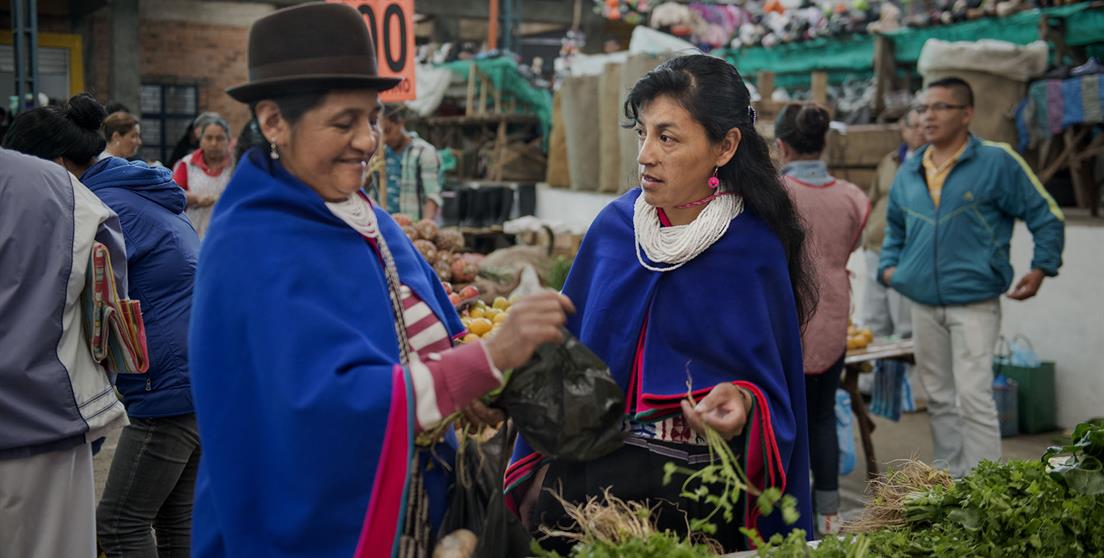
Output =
[
  {"x1": 460, "y1": 400, "x2": 505, "y2": 430},
  {"x1": 681, "y1": 383, "x2": 752, "y2": 441}
]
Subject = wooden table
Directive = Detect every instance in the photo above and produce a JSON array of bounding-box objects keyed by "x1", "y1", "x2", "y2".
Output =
[{"x1": 842, "y1": 340, "x2": 915, "y2": 479}]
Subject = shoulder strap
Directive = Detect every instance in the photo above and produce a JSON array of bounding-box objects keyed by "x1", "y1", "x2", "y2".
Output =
[{"x1": 414, "y1": 145, "x2": 426, "y2": 220}]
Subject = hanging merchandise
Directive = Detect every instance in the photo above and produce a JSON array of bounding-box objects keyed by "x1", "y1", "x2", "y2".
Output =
[
  {"x1": 605, "y1": 0, "x2": 621, "y2": 20},
  {"x1": 687, "y1": 3, "x2": 749, "y2": 50},
  {"x1": 595, "y1": 0, "x2": 651, "y2": 25},
  {"x1": 650, "y1": 1, "x2": 694, "y2": 31}
]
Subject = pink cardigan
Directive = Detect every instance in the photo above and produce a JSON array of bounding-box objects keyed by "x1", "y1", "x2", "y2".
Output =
[{"x1": 784, "y1": 175, "x2": 871, "y2": 374}]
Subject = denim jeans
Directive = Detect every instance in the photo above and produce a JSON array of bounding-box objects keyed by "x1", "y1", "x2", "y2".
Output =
[
  {"x1": 805, "y1": 356, "x2": 844, "y2": 515},
  {"x1": 97, "y1": 413, "x2": 201, "y2": 558}
]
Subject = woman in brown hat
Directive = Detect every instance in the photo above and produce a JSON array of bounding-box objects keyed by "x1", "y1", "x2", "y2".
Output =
[{"x1": 187, "y1": 4, "x2": 572, "y2": 558}]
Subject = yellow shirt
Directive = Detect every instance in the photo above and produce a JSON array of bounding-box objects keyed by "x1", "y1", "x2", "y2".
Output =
[{"x1": 922, "y1": 140, "x2": 969, "y2": 207}]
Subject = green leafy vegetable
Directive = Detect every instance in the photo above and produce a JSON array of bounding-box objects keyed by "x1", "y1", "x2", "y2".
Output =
[{"x1": 1044, "y1": 421, "x2": 1104, "y2": 496}]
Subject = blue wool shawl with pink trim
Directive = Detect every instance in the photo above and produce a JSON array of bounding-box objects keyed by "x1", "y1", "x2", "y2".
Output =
[
  {"x1": 189, "y1": 149, "x2": 463, "y2": 558},
  {"x1": 506, "y1": 188, "x2": 812, "y2": 539}
]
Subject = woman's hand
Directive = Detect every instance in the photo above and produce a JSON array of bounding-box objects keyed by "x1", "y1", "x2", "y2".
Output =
[
  {"x1": 459, "y1": 400, "x2": 505, "y2": 430},
  {"x1": 187, "y1": 193, "x2": 216, "y2": 208},
  {"x1": 680, "y1": 383, "x2": 753, "y2": 441},
  {"x1": 483, "y1": 291, "x2": 575, "y2": 371}
]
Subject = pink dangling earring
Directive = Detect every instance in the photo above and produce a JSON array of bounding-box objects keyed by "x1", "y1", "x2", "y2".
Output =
[{"x1": 707, "y1": 167, "x2": 720, "y2": 189}]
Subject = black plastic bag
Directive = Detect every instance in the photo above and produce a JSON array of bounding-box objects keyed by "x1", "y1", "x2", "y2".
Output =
[
  {"x1": 493, "y1": 331, "x2": 626, "y2": 462},
  {"x1": 437, "y1": 426, "x2": 531, "y2": 558}
]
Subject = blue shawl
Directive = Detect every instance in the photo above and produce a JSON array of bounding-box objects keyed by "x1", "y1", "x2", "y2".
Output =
[
  {"x1": 506, "y1": 189, "x2": 812, "y2": 540},
  {"x1": 189, "y1": 149, "x2": 462, "y2": 558}
]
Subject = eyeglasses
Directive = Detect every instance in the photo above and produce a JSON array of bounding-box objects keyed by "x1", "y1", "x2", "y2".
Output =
[{"x1": 911, "y1": 102, "x2": 968, "y2": 114}]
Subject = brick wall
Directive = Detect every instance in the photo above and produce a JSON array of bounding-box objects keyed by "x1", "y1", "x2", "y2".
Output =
[
  {"x1": 87, "y1": 9, "x2": 252, "y2": 138},
  {"x1": 89, "y1": 12, "x2": 110, "y2": 102},
  {"x1": 137, "y1": 19, "x2": 251, "y2": 135}
]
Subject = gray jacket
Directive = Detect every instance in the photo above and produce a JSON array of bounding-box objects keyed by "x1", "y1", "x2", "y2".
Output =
[{"x1": 0, "y1": 148, "x2": 129, "y2": 458}]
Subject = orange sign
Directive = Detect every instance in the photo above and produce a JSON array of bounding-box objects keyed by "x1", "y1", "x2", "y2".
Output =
[{"x1": 329, "y1": 0, "x2": 417, "y2": 102}]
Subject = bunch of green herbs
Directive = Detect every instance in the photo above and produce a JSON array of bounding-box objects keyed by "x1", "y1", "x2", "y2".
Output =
[{"x1": 752, "y1": 421, "x2": 1104, "y2": 557}]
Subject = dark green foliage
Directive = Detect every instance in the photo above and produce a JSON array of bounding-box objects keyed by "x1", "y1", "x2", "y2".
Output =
[
  {"x1": 1043, "y1": 421, "x2": 1104, "y2": 496},
  {"x1": 755, "y1": 444, "x2": 1104, "y2": 557}
]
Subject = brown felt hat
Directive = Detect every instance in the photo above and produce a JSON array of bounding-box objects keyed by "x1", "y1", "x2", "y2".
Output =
[{"x1": 226, "y1": 2, "x2": 401, "y2": 103}]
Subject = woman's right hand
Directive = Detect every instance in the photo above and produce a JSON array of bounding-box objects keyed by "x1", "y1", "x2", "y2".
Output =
[{"x1": 483, "y1": 291, "x2": 575, "y2": 370}]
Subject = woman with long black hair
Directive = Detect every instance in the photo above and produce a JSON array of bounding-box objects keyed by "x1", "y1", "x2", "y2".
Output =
[{"x1": 506, "y1": 54, "x2": 817, "y2": 552}]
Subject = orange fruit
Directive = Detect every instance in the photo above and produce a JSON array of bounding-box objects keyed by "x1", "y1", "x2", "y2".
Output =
[
  {"x1": 492, "y1": 296, "x2": 510, "y2": 311},
  {"x1": 493, "y1": 312, "x2": 508, "y2": 324},
  {"x1": 461, "y1": 334, "x2": 480, "y2": 344},
  {"x1": 469, "y1": 307, "x2": 486, "y2": 319},
  {"x1": 468, "y1": 318, "x2": 494, "y2": 336}
]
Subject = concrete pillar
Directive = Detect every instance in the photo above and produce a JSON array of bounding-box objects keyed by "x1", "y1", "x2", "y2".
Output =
[{"x1": 109, "y1": 0, "x2": 141, "y2": 116}]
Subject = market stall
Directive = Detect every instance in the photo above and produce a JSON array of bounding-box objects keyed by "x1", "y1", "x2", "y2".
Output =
[
  {"x1": 1018, "y1": 72, "x2": 1104, "y2": 214},
  {"x1": 844, "y1": 338, "x2": 915, "y2": 479}
]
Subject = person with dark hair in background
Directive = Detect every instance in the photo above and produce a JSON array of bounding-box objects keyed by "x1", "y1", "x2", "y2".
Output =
[
  {"x1": 508, "y1": 54, "x2": 816, "y2": 552},
  {"x1": 378, "y1": 103, "x2": 442, "y2": 220},
  {"x1": 0, "y1": 107, "x2": 11, "y2": 139},
  {"x1": 879, "y1": 77, "x2": 1065, "y2": 477},
  {"x1": 165, "y1": 112, "x2": 218, "y2": 171},
  {"x1": 165, "y1": 122, "x2": 197, "y2": 170},
  {"x1": 105, "y1": 101, "x2": 131, "y2": 115},
  {"x1": 0, "y1": 144, "x2": 130, "y2": 558},
  {"x1": 102, "y1": 111, "x2": 143, "y2": 160},
  {"x1": 234, "y1": 118, "x2": 266, "y2": 163},
  {"x1": 172, "y1": 113, "x2": 233, "y2": 238},
  {"x1": 775, "y1": 102, "x2": 870, "y2": 536},
  {"x1": 860, "y1": 110, "x2": 923, "y2": 339},
  {"x1": 189, "y1": 5, "x2": 571, "y2": 556},
  {"x1": 4, "y1": 92, "x2": 202, "y2": 557}
]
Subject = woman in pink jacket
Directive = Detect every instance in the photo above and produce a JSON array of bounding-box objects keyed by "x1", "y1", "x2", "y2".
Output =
[{"x1": 776, "y1": 103, "x2": 871, "y2": 536}]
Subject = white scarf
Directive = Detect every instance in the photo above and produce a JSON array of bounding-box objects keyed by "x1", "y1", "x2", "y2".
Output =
[{"x1": 633, "y1": 192, "x2": 744, "y2": 272}]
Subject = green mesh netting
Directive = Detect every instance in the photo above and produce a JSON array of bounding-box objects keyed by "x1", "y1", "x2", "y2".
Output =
[
  {"x1": 888, "y1": 4, "x2": 1104, "y2": 62},
  {"x1": 712, "y1": 4, "x2": 1104, "y2": 90},
  {"x1": 438, "y1": 57, "x2": 553, "y2": 142}
]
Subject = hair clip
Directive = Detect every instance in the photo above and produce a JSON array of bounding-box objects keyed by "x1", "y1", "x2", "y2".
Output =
[{"x1": 747, "y1": 106, "x2": 757, "y2": 124}]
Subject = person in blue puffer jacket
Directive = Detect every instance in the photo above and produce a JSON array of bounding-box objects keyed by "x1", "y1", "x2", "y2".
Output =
[
  {"x1": 3, "y1": 93, "x2": 202, "y2": 557},
  {"x1": 878, "y1": 77, "x2": 1064, "y2": 479}
]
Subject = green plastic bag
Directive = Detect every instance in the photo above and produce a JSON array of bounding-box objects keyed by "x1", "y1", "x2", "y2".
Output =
[{"x1": 994, "y1": 336, "x2": 1056, "y2": 434}]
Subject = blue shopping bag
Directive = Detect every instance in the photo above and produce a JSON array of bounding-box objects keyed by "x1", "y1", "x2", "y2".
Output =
[{"x1": 836, "y1": 388, "x2": 856, "y2": 476}]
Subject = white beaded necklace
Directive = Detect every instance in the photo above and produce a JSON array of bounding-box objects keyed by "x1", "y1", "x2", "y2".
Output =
[
  {"x1": 633, "y1": 190, "x2": 744, "y2": 272},
  {"x1": 326, "y1": 194, "x2": 379, "y2": 239}
]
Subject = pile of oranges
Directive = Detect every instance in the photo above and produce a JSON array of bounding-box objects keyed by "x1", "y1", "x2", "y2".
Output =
[
  {"x1": 459, "y1": 297, "x2": 512, "y2": 344},
  {"x1": 847, "y1": 321, "x2": 875, "y2": 351}
]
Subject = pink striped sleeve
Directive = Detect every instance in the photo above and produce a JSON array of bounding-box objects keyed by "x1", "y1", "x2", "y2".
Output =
[{"x1": 407, "y1": 341, "x2": 503, "y2": 432}]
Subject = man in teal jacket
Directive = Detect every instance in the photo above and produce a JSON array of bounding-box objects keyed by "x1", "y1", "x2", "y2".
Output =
[{"x1": 878, "y1": 77, "x2": 1064, "y2": 477}]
